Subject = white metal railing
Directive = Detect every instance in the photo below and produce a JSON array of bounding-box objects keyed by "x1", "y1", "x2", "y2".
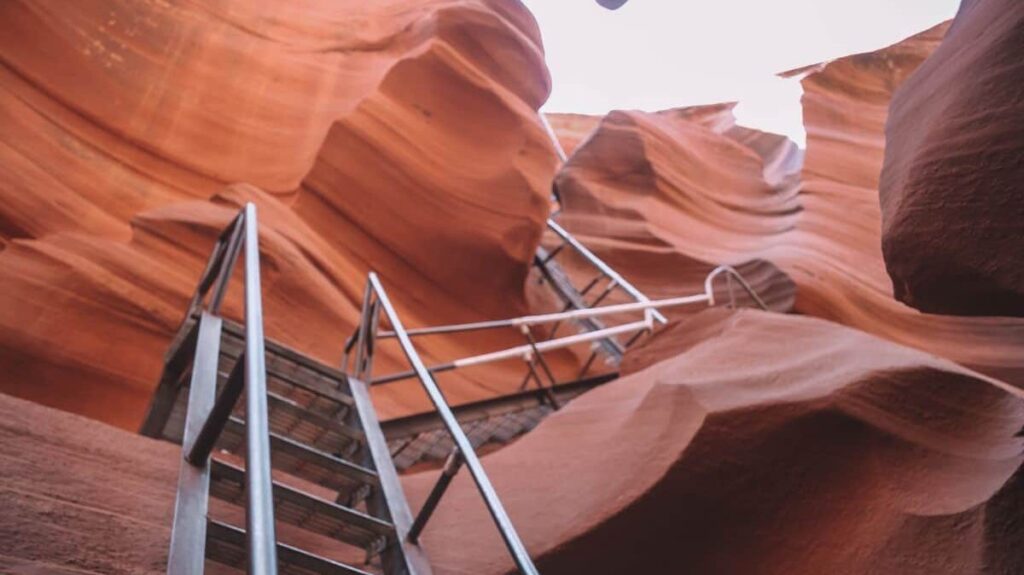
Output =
[{"x1": 369, "y1": 265, "x2": 765, "y2": 386}]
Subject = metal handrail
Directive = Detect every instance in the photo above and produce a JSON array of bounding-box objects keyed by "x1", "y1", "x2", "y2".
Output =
[
  {"x1": 348, "y1": 273, "x2": 540, "y2": 575},
  {"x1": 168, "y1": 203, "x2": 278, "y2": 575},
  {"x1": 368, "y1": 265, "x2": 767, "y2": 386},
  {"x1": 705, "y1": 265, "x2": 769, "y2": 310},
  {"x1": 545, "y1": 219, "x2": 669, "y2": 324}
]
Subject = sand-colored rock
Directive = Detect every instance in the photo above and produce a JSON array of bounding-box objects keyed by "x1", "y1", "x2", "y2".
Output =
[
  {"x1": 407, "y1": 309, "x2": 1024, "y2": 574},
  {"x1": 0, "y1": 0, "x2": 567, "y2": 428},
  {"x1": 880, "y1": 0, "x2": 1024, "y2": 317}
]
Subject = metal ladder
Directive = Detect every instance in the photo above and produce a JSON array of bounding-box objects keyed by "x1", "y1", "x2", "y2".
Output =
[{"x1": 142, "y1": 204, "x2": 433, "y2": 574}]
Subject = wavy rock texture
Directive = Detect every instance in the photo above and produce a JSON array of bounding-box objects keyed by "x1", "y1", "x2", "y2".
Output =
[
  {"x1": 879, "y1": 0, "x2": 1024, "y2": 317},
  {"x1": 6, "y1": 308, "x2": 1020, "y2": 574},
  {"x1": 0, "y1": 0, "x2": 566, "y2": 427},
  {"x1": 788, "y1": 21, "x2": 1024, "y2": 385},
  {"x1": 407, "y1": 309, "x2": 1024, "y2": 574},
  {"x1": 549, "y1": 104, "x2": 800, "y2": 318},
  {"x1": 551, "y1": 22, "x2": 1024, "y2": 387}
]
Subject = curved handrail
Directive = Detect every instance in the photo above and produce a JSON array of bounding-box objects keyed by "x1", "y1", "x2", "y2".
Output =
[{"x1": 704, "y1": 265, "x2": 769, "y2": 311}]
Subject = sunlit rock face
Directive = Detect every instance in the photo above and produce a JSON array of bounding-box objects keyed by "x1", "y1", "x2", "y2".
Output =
[
  {"x1": 880, "y1": 0, "x2": 1024, "y2": 317},
  {"x1": 406, "y1": 309, "x2": 1024, "y2": 574},
  {"x1": 0, "y1": 0, "x2": 564, "y2": 428}
]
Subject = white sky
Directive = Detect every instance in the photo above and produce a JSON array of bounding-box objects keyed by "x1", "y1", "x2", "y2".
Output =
[{"x1": 522, "y1": 0, "x2": 959, "y2": 146}]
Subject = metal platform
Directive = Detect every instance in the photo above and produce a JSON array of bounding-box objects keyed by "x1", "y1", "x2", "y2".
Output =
[{"x1": 382, "y1": 374, "x2": 614, "y2": 470}]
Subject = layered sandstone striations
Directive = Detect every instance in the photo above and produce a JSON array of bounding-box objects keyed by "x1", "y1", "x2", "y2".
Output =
[
  {"x1": 407, "y1": 309, "x2": 1024, "y2": 574},
  {"x1": 0, "y1": 0, "x2": 565, "y2": 427},
  {"x1": 551, "y1": 22, "x2": 1024, "y2": 387},
  {"x1": 788, "y1": 21, "x2": 1024, "y2": 384},
  {"x1": 6, "y1": 308, "x2": 1021, "y2": 574},
  {"x1": 879, "y1": 0, "x2": 1024, "y2": 317},
  {"x1": 550, "y1": 104, "x2": 800, "y2": 317}
]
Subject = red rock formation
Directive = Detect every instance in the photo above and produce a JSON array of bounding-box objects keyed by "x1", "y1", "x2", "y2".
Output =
[
  {"x1": 544, "y1": 113, "x2": 601, "y2": 156},
  {"x1": 0, "y1": 0, "x2": 566, "y2": 427},
  {"x1": 407, "y1": 309, "x2": 1024, "y2": 574},
  {"x1": 551, "y1": 22, "x2": 1024, "y2": 388},
  {"x1": 550, "y1": 105, "x2": 800, "y2": 316},
  {"x1": 879, "y1": 0, "x2": 1024, "y2": 317},
  {"x1": 6, "y1": 308, "x2": 1021, "y2": 574},
  {"x1": 787, "y1": 21, "x2": 1024, "y2": 385}
]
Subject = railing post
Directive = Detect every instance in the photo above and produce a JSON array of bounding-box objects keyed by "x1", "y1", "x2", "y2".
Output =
[
  {"x1": 407, "y1": 449, "x2": 464, "y2": 544},
  {"x1": 166, "y1": 312, "x2": 224, "y2": 574},
  {"x1": 241, "y1": 203, "x2": 278, "y2": 575},
  {"x1": 210, "y1": 217, "x2": 246, "y2": 316}
]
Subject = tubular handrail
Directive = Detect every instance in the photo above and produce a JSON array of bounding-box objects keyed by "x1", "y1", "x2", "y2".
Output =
[
  {"x1": 348, "y1": 273, "x2": 540, "y2": 575},
  {"x1": 367, "y1": 265, "x2": 768, "y2": 386},
  {"x1": 169, "y1": 203, "x2": 279, "y2": 575},
  {"x1": 705, "y1": 264, "x2": 769, "y2": 311}
]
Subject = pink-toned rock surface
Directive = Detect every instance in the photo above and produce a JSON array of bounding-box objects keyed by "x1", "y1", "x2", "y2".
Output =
[
  {"x1": 550, "y1": 105, "x2": 800, "y2": 317},
  {"x1": 784, "y1": 21, "x2": 1024, "y2": 385},
  {"x1": 406, "y1": 309, "x2": 1024, "y2": 574},
  {"x1": 0, "y1": 0, "x2": 569, "y2": 428},
  {"x1": 5, "y1": 308, "x2": 1022, "y2": 574},
  {"x1": 551, "y1": 22, "x2": 1024, "y2": 388},
  {"x1": 879, "y1": 0, "x2": 1024, "y2": 317}
]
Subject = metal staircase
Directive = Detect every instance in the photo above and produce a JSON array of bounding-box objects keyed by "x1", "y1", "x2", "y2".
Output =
[{"x1": 142, "y1": 204, "x2": 435, "y2": 574}]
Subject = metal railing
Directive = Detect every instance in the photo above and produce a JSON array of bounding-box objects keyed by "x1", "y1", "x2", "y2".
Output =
[
  {"x1": 365, "y1": 264, "x2": 766, "y2": 389},
  {"x1": 164, "y1": 203, "x2": 278, "y2": 575},
  {"x1": 344, "y1": 273, "x2": 540, "y2": 575}
]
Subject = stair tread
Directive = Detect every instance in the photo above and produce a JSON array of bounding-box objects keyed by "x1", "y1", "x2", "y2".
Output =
[
  {"x1": 209, "y1": 459, "x2": 394, "y2": 550},
  {"x1": 206, "y1": 519, "x2": 376, "y2": 575},
  {"x1": 220, "y1": 416, "x2": 377, "y2": 497}
]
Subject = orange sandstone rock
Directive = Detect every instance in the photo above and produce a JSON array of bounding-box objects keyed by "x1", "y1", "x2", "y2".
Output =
[
  {"x1": 407, "y1": 309, "x2": 1024, "y2": 574},
  {"x1": 550, "y1": 22, "x2": 1024, "y2": 388},
  {"x1": 0, "y1": 0, "x2": 564, "y2": 428}
]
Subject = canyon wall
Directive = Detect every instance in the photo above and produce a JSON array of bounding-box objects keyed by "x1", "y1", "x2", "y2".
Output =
[
  {"x1": 409, "y1": 309, "x2": 1024, "y2": 574},
  {"x1": 879, "y1": 0, "x2": 1024, "y2": 317},
  {"x1": 551, "y1": 21, "x2": 1024, "y2": 388},
  {"x1": 786, "y1": 20, "x2": 1024, "y2": 385},
  {"x1": 550, "y1": 104, "x2": 800, "y2": 317},
  {"x1": 0, "y1": 0, "x2": 565, "y2": 427}
]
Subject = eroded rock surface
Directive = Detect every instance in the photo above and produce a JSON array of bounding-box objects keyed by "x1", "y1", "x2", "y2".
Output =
[
  {"x1": 551, "y1": 105, "x2": 800, "y2": 317},
  {"x1": 880, "y1": 0, "x2": 1024, "y2": 317},
  {"x1": 407, "y1": 309, "x2": 1024, "y2": 574},
  {"x1": 551, "y1": 22, "x2": 1024, "y2": 388},
  {"x1": 0, "y1": 0, "x2": 564, "y2": 427}
]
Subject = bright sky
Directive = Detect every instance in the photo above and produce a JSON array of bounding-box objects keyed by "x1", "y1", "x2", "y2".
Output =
[{"x1": 522, "y1": 0, "x2": 958, "y2": 146}]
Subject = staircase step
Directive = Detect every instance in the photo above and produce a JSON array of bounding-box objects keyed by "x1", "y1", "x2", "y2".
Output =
[
  {"x1": 219, "y1": 416, "x2": 378, "y2": 502},
  {"x1": 206, "y1": 519, "x2": 375, "y2": 575},
  {"x1": 263, "y1": 391, "x2": 365, "y2": 454},
  {"x1": 209, "y1": 459, "x2": 394, "y2": 550}
]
